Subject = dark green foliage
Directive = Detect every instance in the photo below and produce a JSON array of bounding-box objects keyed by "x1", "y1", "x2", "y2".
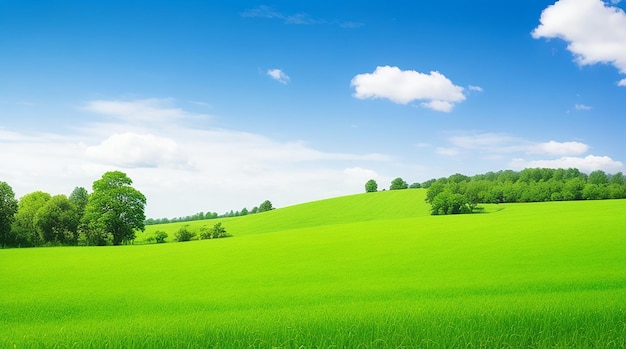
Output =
[
  {"x1": 82, "y1": 171, "x2": 146, "y2": 246},
  {"x1": 365, "y1": 179, "x2": 378, "y2": 192},
  {"x1": 390, "y1": 177, "x2": 408, "y2": 190},
  {"x1": 425, "y1": 168, "x2": 626, "y2": 215},
  {"x1": 69, "y1": 187, "x2": 89, "y2": 219},
  {"x1": 409, "y1": 182, "x2": 421, "y2": 189},
  {"x1": 0, "y1": 181, "x2": 18, "y2": 247},
  {"x1": 258, "y1": 200, "x2": 274, "y2": 212},
  {"x1": 154, "y1": 230, "x2": 168, "y2": 244},
  {"x1": 174, "y1": 226, "x2": 195, "y2": 242},
  {"x1": 34, "y1": 195, "x2": 79, "y2": 245},
  {"x1": 420, "y1": 178, "x2": 437, "y2": 189}
]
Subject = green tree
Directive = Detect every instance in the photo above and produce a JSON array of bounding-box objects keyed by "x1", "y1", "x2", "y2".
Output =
[
  {"x1": 588, "y1": 170, "x2": 609, "y2": 185},
  {"x1": 154, "y1": 230, "x2": 168, "y2": 243},
  {"x1": 409, "y1": 182, "x2": 421, "y2": 189},
  {"x1": 11, "y1": 191, "x2": 51, "y2": 247},
  {"x1": 211, "y1": 222, "x2": 228, "y2": 239},
  {"x1": 34, "y1": 195, "x2": 79, "y2": 245},
  {"x1": 609, "y1": 172, "x2": 624, "y2": 185},
  {"x1": 69, "y1": 186, "x2": 89, "y2": 219},
  {"x1": 174, "y1": 226, "x2": 195, "y2": 242},
  {"x1": 365, "y1": 179, "x2": 378, "y2": 192},
  {"x1": 390, "y1": 177, "x2": 408, "y2": 190},
  {"x1": 82, "y1": 171, "x2": 147, "y2": 246},
  {"x1": 258, "y1": 200, "x2": 274, "y2": 212},
  {"x1": 0, "y1": 181, "x2": 18, "y2": 248}
]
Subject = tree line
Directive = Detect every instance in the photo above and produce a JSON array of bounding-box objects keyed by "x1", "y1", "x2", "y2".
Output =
[
  {"x1": 424, "y1": 168, "x2": 626, "y2": 215},
  {"x1": 0, "y1": 171, "x2": 146, "y2": 248},
  {"x1": 144, "y1": 200, "x2": 274, "y2": 225}
]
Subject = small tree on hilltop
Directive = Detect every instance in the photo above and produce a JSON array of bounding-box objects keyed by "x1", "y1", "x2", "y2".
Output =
[
  {"x1": 365, "y1": 179, "x2": 378, "y2": 193},
  {"x1": 258, "y1": 200, "x2": 274, "y2": 212},
  {"x1": 390, "y1": 177, "x2": 408, "y2": 190}
]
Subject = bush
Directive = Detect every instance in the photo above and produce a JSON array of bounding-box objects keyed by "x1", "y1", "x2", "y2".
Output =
[
  {"x1": 199, "y1": 226, "x2": 212, "y2": 240},
  {"x1": 154, "y1": 230, "x2": 168, "y2": 244},
  {"x1": 199, "y1": 223, "x2": 230, "y2": 239},
  {"x1": 174, "y1": 226, "x2": 195, "y2": 242}
]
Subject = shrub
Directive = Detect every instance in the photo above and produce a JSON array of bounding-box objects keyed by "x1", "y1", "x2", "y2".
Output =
[
  {"x1": 199, "y1": 226, "x2": 212, "y2": 240},
  {"x1": 174, "y1": 226, "x2": 195, "y2": 242},
  {"x1": 154, "y1": 230, "x2": 168, "y2": 244}
]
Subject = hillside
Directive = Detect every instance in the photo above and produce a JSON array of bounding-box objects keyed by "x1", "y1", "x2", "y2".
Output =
[
  {"x1": 140, "y1": 189, "x2": 432, "y2": 242},
  {"x1": 1, "y1": 192, "x2": 624, "y2": 347}
]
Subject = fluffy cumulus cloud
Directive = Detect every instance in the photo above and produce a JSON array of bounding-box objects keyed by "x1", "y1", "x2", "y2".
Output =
[
  {"x1": 532, "y1": 0, "x2": 626, "y2": 83},
  {"x1": 351, "y1": 66, "x2": 467, "y2": 112},
  {"x1": 267, "y1": 68, "x2": 291, "y2": 84},
  {"x1": 85, "y1": 132, "x2": 189, "y2": 169}
]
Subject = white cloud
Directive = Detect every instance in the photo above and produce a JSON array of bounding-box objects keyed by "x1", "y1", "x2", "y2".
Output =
[
  {"x1": 468, "y1": 85, "x2": 484, "y2": 92},
  {"x1": 527, "y1": 141, "x2": 589, "y2": 156},
  {"x1": 445, "y1": 133, "x2": 590, "y2": 156},
  {"x1": 267, "y1": 68, "x2": 291, "y2": 84},
  {"x1": 618, "y1": 78, "x2": 626, "y2": 86},
  {"x1": 85, "y1": 132, "x2": 190, "y2": 169},
  {"x1": 83, "y1": 98, "x2": 198, "y2": 123},
  {"x1": 436, "y1": 147, "x2": 460, "y2": 156},
  {"x1": 1, "y1": 99, "x2": 390, "y2": 218},
  {"x1": 420, "y1": 100, "x2": 455, "y2": 113},
  {"x1": 510, "y1": 155, "x2": 623, "y2": 172},
  {"x1": 532, "y1": 0, "x2": 626, "y2": 78},
  {"x1": 351, "y1": 66, "x2": 467, "y2": 112},
  {"x1": 574, "y1": 103, "x2": 593, "y2": 110}
]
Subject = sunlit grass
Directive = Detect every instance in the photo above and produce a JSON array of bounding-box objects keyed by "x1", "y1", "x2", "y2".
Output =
[{"x1": 1, "y1": 191, "x2": 625, "y2": 347}]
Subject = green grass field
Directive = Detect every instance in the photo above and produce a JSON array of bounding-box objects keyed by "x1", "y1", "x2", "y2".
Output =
[{"x1": 1, "y1": 190, "x2": 625, "y2": 348}]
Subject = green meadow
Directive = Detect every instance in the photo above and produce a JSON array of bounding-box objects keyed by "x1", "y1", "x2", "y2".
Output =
[{"x1": 1, "y1": 189, "x2": 625, "y2": 348}]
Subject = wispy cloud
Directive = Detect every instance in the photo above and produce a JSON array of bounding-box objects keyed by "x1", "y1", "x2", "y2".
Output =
[
  {"x1": 267, "y1": 68, "x2": 291, "y2": 84},
  {"x1": 575, "y1": 103, "x2": 592, "y2": 110},
  {"x1": 468, "y1": 85, "x2": 483, "y2": 92},
  {"x1": 351, "y1": 66, "x2": 467, "y2": 112},
  {"x1": 241, "y1": 6, "x2": 320, "y2": 25},
  {"x1": 445, "y1": 132, "x2": 589, "y2": 156},
  {"x1": 241, "y1": 5, "x2": 362, "y2": 27},
  {"x1": 434, "y1": 131, "x2": 621, "y2": 173},
  {"x1": 510, "y1": 155, "x2": 623, "y2": 172}
]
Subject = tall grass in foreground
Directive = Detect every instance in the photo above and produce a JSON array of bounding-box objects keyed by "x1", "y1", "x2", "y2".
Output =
[{"x1": 1, "y1": 192, "x2": 625, "y2": 347}]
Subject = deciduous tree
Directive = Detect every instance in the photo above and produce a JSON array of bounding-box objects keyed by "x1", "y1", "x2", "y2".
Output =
[
  {"x1": 0, "y1": 181, "x2": 18, "y2": 247},
  {"x1": 34, "y1": 195, "x2": 79, "y2": 245},
  {"x1": 11, "y1": 191, "x2": 51, "y2": 247},
  {"x1": 365, "y1": 179, "x2": 378, "y2": 192},
  {"x1": 82, "y1": 171, "x2": 147, "y2": 245}
]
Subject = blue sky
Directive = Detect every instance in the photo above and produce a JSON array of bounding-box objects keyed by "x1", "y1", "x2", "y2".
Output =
[{"x1": 1, "y1": 0, "x2": 625, "y2": 218}]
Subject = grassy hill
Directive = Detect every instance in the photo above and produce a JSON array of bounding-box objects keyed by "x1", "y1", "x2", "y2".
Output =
[
  {"x1": 139, "y1": 189, "x2": 432, "y2": 241},
  {"x1": 1, "y1": 190, "x2": 625, "y2": 347}
]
